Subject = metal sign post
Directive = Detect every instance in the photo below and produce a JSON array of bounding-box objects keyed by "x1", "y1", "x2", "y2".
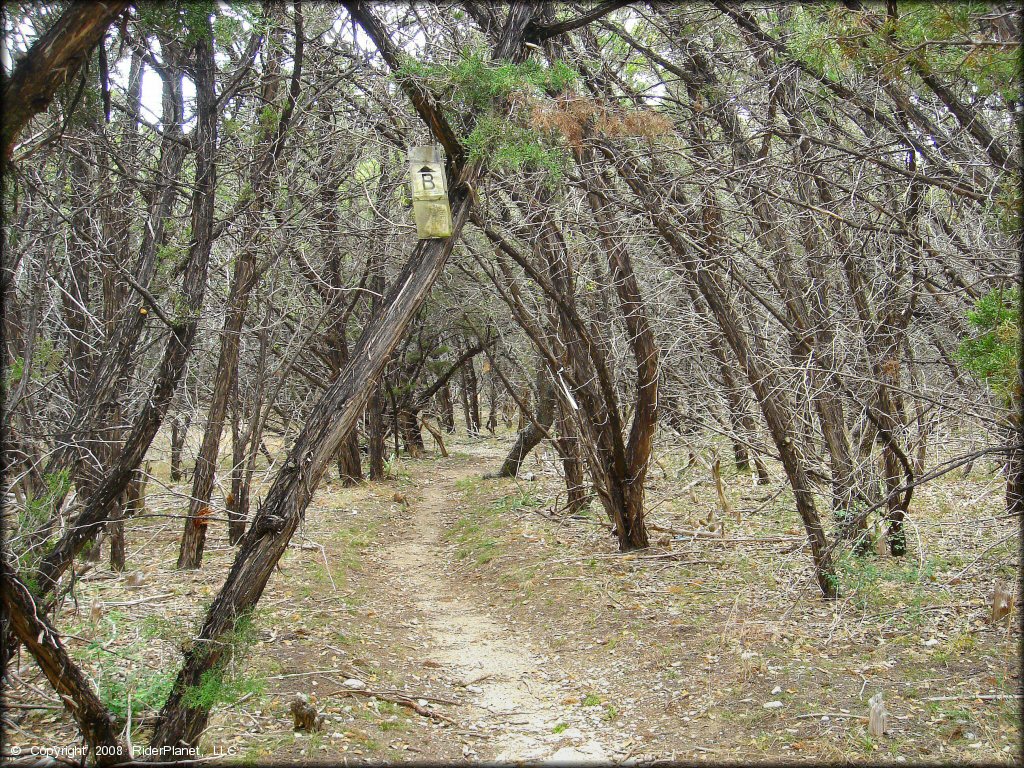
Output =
[{"x1": 409, "y1": 145, "x2": 453, "y2": 239}]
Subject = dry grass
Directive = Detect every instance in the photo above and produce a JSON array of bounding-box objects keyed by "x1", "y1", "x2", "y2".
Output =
[{"x1": 4, "y1": 429, "x2": 1019, "y2": 764}]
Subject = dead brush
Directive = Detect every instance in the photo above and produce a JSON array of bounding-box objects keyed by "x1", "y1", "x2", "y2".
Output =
[{"x1": 531, "y1": 95, "x2": 673, "y2": 150}]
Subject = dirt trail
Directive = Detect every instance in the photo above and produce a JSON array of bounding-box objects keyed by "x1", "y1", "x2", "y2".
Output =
[{"x1": 378, "y1": 458, "x2": 621, "y2": 764}]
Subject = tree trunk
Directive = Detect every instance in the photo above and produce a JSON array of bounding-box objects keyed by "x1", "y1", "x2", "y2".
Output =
[
  {"x1": 1, "y1": 561, "x2": 127, "y2": 765},
  {"x1": 420, "y1": 415, "x2": 449, "y2": 457},
  {"x1": 38, "y1": 55, "x2": 189, "y2": 503},
  {"x1": 577, "y1": 144, "x2": 659, "y2": 550},
  {"x1": 486, "y1": 375, "x2": 498, "y2": 434},
  {"x1": 464, "y1": 357, "x2": 481, "y2": 436},
  {"x1": 609, "y1": 149, "x2": 837, "y2": 597},
  {"x1": 497, "y1": 368, "x2": 554, "y2": 478},
  {"x1": 554, "y1": 404, "x2": 590, "y2": 514},
  {"x1": 152, "y1": 175, "x2": 478, "y2": 751},
  {"x1": 108, "y1": 501, "x2": 126, "y2": 572},
  {"x1": 398, "y1": 408, "x2": 424, "y2": 457},
  {"x1": 709, "y1": 332, "x2": 755, "y2": 471},
  {"x1": 227, "y1": 377, "x2": 246, "y2": 544},
  {"x1": 229, "y1": 304, "x2": 273, "y2": 544},
  {"x1": 1009, "y1": 415, "x2": 1024, "y2": 515},
  {"x1": 178, "y1": 14, "x2": 301, "y2": 569},
  {"x1": 177, "y1": 248, "x2": 255, "y2": 567},
  {"x1": 149, "y1": 2, "x2": 538, "y2": 745},
  {"x1": 366, "y1": 222, "x2": 388, "y2": 479},
  {"x1": 33, "y1": 29, "x2": 219, "y2": 599},
  {"x1": 366, "y1": 384, "x2": 387, "y2": 479},
  {"x1": 170, "y1": 413, "x2": 188, "y2": 482},
  {"x1": 1, "y1": 1, "x2": 130, "y2": 163},
  {"x1": 111, "y1": 464, "x2": 147, "y2": 571},
  {"x1": 336, "y1": 431, "x2": 363, "y2": 483},
  {"x1": 437, "y1": 382, "x2": 456, "y2": 433}
]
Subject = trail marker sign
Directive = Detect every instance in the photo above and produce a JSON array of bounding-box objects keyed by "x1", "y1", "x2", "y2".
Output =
[{"x1": 409, "y1": 145, "x2": 453, "y2": 239}]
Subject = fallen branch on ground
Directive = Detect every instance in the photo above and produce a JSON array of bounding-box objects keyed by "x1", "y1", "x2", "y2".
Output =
[{"x1": 326, "y1": 686, "x2": 460, "y2": 723}]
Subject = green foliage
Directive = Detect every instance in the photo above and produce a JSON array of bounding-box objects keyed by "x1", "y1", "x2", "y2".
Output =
[
  {"x1": 171, "y1": 291, "x2": 200, "y2": 322},
  {"x1": 224, "y1": 610, "x2": 260, "y2": 648},
  {"x1": 258, "y1": 105, "x2": 281, "y2": 136},
  {"x1": 399, "y1": 53, "x2": 577, "y2": 111},
  {"x1": 782, "y1": 4, "x2": 1020, "y2": 103},
  {"x1": 212, "y1": 5, "x2": 260, "y2": 46},
  {"x1": 141, "y1": 614, "x2": 190, "y2": 644},
  {"x1": 492, "y1": 489, "x2": 543, "y2": 514},
  {"x1": 136, "y1": 1, "x2": 218, "y2": 45},
  {"x1": 957, "y1": 287, "x2": 1021, "y2": 407},
  {"x1": 6, "y1": 340, "x2": 64, "y2": 393},
  {"x1": 993, "y1": 181, "x2": 1022, "y2": 236},
  {"x1": 36, "y1": 338, "x2": 62, "y2": 375},
  {"x1": 396, "y1": 52, "x2": 576, "y2": 182},
  {"x1": 785, "y1": 8, "x2": 849, "y2": 81},
  {"x1": 354, "y1": 157, "x2": 382, "y2": 184},
  {"x1": 882, "y1": 3, "x2": 1019, "y2": 101},
  {"x1": 16, "y1": 470, "x2": 71, "y2": 576},
  {"x1": 182, "y1": 666, "x2": 263, "y2": 709},
  {"x1": 222, "y1": 116, "x2": 243, "y2": 138},
  {"x1": 831, "y1": 548, "x2": 942, "y2": 613},
  {"x1": 179, "y1": 609, "x2": 264, "y2": 711},
  {"x1": 157, "y1": 243, "x2": 185, "y2": 269},
  {"x1": 464, "y1": 115, "x2": 569, "y2": 181},
  {"x1": 99, "y1": 667, "x2": 176, "y2": 719},
  {"x1": 5, "y1": 356, "x2": 24, "y2": 391}
]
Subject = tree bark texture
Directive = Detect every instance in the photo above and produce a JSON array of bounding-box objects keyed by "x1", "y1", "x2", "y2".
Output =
[
  {"x1": 178, "y1": 7, "x2": 303, "y2": 568},
  {"x1": 607, "y1": 148, "x2": 838, "y2": 598},
  {"x1": 149, "y1": 2, "x2": 539, "y2": 749},
  {"x1": 1, "y1": 1, "x2": 130, "y2": 162},
  {"x1": 1, "y1": 559, "x2": 127, "y2": 765},
  {"x1": 497, "y1": 368, "x2": 555, "y2": 478},
  {"x1": 33, "y1": 31, "x2": 219, "y2": 599}
]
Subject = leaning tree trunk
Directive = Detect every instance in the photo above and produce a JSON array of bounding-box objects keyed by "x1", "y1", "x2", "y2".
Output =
[
  {"x1": 578, "y1": 143, "x2": 660, "y2": 550},
  {"x1": 152, "y1": 171, "x2": 480, "y2": 752},
  {"x1": 476, "y1": 183, "x2": 650, "y2": 550},
  {"x1": 177, "y1": 251, "x2": 256, "y2": 568},
  {"x1": 878, "y1": 369, "x2": 909, "y2": 557},
  {"x1": 37, "y1": 56, "x2": 190, "y2": 507},
  {"x1": 709, "y1": 332, "x2": 751, "y2": 470},
  {"x1": 149, "y1": 3, "x2": 539, "y2": 749},
  {"x1": 497, "y1": 367, "x2": 555, "y2": 478},
  {"x1": 32, "y1": 29, "x2": 219, "y2": 599},
  {"x1": 1, "y1": 1, "x2": 130, "y2": 163},
  {"x1": 1, "y1": 560, "x2": 127, "y2": 765},
  {"x1": 609, "y1": 148, "x2": 838, "y2": 598}
]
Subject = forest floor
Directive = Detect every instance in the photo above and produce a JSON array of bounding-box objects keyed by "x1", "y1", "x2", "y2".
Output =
[{"x1": 5, "y1": 432, "x2": 1021, "y2": 764}]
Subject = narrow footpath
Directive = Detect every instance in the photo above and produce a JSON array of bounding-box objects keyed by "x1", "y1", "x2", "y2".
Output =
[{"x1": 375, "y1": 457, "x2": 622, "y2": 763}]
